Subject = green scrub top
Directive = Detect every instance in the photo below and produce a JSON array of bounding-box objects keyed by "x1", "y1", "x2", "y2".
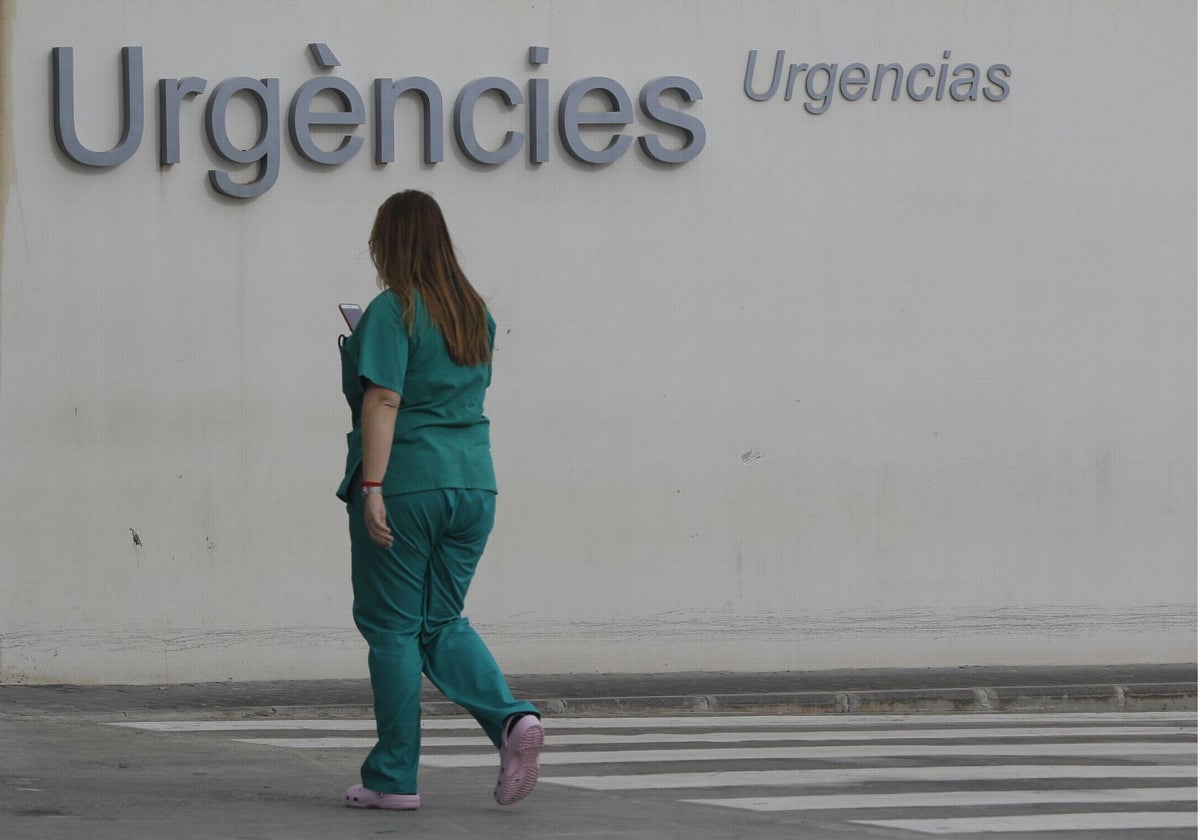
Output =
[{"x1": 337, "y1": 289, "x2": 497, "y2": 501}]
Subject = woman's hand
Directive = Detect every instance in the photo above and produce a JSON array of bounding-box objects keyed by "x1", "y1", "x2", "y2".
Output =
[{"x1": 364, "y1": 492, "x2": 394, "y2": 548}]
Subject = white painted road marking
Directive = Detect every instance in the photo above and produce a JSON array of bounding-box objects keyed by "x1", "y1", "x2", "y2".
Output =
[
  {"x1": 115, "y1": 720, "x2": 380, "y2": 732},
  {"x1": 113, "y1": 723, "x2": 1197, "y2": 743},
  {"x1": 541, "y1": 764, "x2": 1198, "y2": 791},
  {"x1": 415, "y1": 741, "x2": 1193, "y2": 767},
  {"x1": 854, "y1": 811, "x2": 1198, "y2": 835},
  {"x1": 418, "y1": 725, "x2": 1196, "y2": 746},
  {"x1": 111, "y1": 711, "x2": 1197, "y2": 732},
  {"x1": 682, "y1": 786, "x2": 1198, "y2": 812}
]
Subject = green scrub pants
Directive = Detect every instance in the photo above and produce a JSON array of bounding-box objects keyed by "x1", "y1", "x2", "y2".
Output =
[{"x1": 349, "y1": 488, "x2": 538, "y2": 795}]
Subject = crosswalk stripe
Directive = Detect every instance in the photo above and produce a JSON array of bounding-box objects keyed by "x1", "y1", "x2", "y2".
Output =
[
  {"x1": 682, "y1": 786, "x2": 1198, "y2": 812},
  {"x1": 223, "y1": 738, "x2": 1197, "y2": 758},
  {"x1": 852, "y1": 811, "x2": 1198, "y2": 834},
  {"x1": 221, "y1": 726, "x2": 1196, "y2": 749},
  {"x1": 540, "y1": 764, "x2": 1198, "y2": 791},
  {"x1": 234, "y1": 737, "x2": 378, "y2": 748},
  {"x1": 115, "y1": 720, "x2": 378, "y2": 732},
  {"x1": 110, "y1": 711, "x2": 1197, "y2": 732},
  {"x1": 113, "y1": 722, "x2": 1196, "y2": 742},
  {"x1": 511, "y1": 726, "x2": 1198, "y2": 744},
  {"x1": 415, "y1": 742, "x2": 1193, "y2": 767}
]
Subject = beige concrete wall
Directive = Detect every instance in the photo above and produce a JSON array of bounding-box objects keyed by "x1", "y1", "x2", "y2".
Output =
[{"x1": 0, "y1": 0, "x2": 1194, "y2": 683}]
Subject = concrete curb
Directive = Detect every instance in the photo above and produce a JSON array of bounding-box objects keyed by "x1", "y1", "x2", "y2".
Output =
[{"x1": 201, "y1": 681, "x2": 1196, "y2": 720}]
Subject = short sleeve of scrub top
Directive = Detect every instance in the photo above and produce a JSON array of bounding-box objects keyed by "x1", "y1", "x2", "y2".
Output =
[{"x1": 353, "y1": 294, "x2": 409, "y2": 395}]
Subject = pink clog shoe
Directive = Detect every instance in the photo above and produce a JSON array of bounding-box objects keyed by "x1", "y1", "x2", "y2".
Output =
[
  {"x1": 345, "y1": 784, "x2": 420, "y2": 811},
  {"x1": 494, "y1": 714, "x2": 544, "y2": 806}
]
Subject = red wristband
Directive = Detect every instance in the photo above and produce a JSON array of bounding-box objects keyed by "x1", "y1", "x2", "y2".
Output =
[{"x1": 361, "y1": 480, "x2": 383, "y2": 487}]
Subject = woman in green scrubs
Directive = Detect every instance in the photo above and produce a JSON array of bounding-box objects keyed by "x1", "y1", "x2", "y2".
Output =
[{"x1": 337, "y1": 191, "x2": 542, "y2": 811}]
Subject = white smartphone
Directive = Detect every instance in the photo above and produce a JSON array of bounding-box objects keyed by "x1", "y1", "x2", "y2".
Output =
[{"x1": 339, "y1": 303, "x2": 363, "y2": 331}]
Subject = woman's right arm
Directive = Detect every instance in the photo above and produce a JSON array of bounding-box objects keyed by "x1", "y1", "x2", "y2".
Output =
[{"x1": 361, "y1": 382, "x2": 401, "y2": 548}]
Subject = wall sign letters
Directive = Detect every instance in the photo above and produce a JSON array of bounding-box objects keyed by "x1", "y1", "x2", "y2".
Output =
[{"x1": 51, "y1": 43, "x2": 1010, "y2": 200}]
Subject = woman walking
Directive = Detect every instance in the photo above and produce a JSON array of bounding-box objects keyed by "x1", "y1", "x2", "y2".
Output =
[{"x1": 336, "y1": 190, "x2": 543, "y2": 811}]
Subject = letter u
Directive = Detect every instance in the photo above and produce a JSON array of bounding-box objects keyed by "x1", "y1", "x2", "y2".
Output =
[
  {"x1": 52, "y1": 46, "x2": 144, "y2": 167},
  {"x1": 744, "y1": 49, "x2": 785, "y2": 102}
]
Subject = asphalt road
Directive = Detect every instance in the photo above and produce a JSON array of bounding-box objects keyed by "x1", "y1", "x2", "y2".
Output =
[{"x1": 3, "y1": 706, "x2": 1195, "y2": 839}]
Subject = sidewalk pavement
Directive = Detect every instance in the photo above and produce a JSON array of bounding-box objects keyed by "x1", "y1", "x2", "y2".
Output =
[{"x1": 1, "y1": 663, "x2": 1194, "y2": 720}]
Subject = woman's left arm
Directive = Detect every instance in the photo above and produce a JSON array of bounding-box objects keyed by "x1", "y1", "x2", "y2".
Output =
[{"x1": 361, "y1": 382, "x2": 401, "y2": 548}]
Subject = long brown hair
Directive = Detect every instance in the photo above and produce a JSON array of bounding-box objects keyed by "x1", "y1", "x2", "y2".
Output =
[{"x1": 368, "y1": 190, "x2": 491, "y2": 367}]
